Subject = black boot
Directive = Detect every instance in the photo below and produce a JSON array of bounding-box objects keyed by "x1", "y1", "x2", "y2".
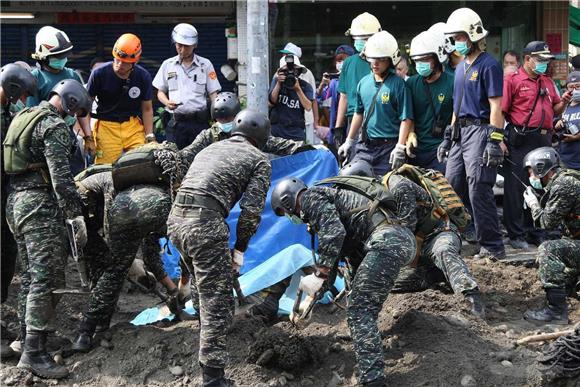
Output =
[
  {"x1": 464, "y1": 290, "x2": 486, "y2": 319},
  {"x1": 17, "y1": 331, "x2": 69, "y2": 379},
  {"x1": 71, "y1": 317, "x2": 97, "y2": 353},
  {"x1": 524, "y1": 288, "x2": 569, "y2": 325},
  {"x1": 202, "y1": 364, "x2": 233, "y2": 387}
]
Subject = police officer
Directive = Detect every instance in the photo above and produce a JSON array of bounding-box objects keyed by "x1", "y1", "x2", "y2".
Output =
[
  {"x1": 167, "y1": 110, "x2": 271, "y2": 387},
  {"x1": 428, "y1": 22, "x2": 462, "y2": 76},
  {"x1": 334, "y1": 12, "x2": 381, "y2": 151},
  {"x1": 406, "y1": 30, "x2": 454, "y2": 172},
  {"x1": 5, "y1": 79, "x2": 90, "y2": 379},
  {"x1": 153, "y1": 23, "x2": 221, "y2": 149},
  {"x1": 438, "y1": 8, "x2": 506, "y2": 259},
  {"x1": 271, "y1": 176, "x2": 415, "y2": 387},
  {"x1": 88, "y1": 33, "x2": 155, "y2": 164},
  {"x1": 338, "y1": 30, "x2": 412, "y2": 176},
  {"x1": 556, "y1": 71, "x2": 580, "y2": 170},
  {"x1": 502, "y1": 41, "x2": 571, "y2": 250},
  {"x1": 521, "y1": 148, "x2": 580, "y2": 325}
]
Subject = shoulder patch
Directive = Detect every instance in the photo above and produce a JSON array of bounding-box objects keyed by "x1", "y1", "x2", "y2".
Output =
[{"x1": 209, "y1": 71, "x2": 217, "y2": 80}]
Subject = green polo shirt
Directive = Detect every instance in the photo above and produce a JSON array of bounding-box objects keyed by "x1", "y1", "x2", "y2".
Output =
[
  {"x1": 406, "y1": 72, "x2": 454, "y2": 151},
  {"x1": 338, "y1": 54, "x2": 370, "y2": 117},
  {"x1": 355, "y1": 69, "x2": 412, "y2": 140}
]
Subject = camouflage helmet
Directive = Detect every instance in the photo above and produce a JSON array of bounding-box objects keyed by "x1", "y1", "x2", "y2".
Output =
[
  {"x1": 523, "y1": 147, "x2": 560, "y2": 178},
  {"x1": 0, "y1": 63, "x2": 37, "y2": 103},
  {"x1": 271, "y1": 177, "x2": 308, "y2": 216},
  {"x1": 339, "y1": 159, "x2": 374, "y2": 177},
  {"x1": 211, "y1": 92, "x2": 241, "y2": 120},
  {"x1": 49, "y1": 79, "x2": 92, "y2": 117},
  {"x1": 231, "y1": 109, "x2": 271, "y2": 150}
]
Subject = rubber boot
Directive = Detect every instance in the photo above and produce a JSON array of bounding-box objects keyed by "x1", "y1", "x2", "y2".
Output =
[
  {"x1": 71, "y1": 317, "x2": 97, "y2": 353},
  {"x1": 464, "y1": 290, "x2": 486, "y2": 319},
  {"x1": 524, "y1": 288, "x2": 569, "y2": 325},
  {"x1": 17, "y1": 331, "x2": 69, "y2": 379},
  {"x1": 202, "y1": 364, "x2": 233, "y2": 387}
]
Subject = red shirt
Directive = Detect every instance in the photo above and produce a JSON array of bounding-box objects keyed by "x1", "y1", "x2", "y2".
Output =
[{"x1": 502, "y1": 70, "x2": 561, "y2": 129}]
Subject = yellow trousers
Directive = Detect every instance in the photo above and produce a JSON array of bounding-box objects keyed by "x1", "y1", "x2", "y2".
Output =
[{"x1": 93, "y1": 116, "x2": 146, "y2": 164}]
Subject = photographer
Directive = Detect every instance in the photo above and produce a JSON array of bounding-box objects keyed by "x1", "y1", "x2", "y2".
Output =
[
  {"x1": 556, "y1": 71, "x2": 580, "y2": 170},
  {"x1": 268, "y1": 55, "x2": 314, "y2": 141}
]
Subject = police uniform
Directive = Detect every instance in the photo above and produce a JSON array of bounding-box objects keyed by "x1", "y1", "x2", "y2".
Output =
[
  {"x1": 406, "y1": 72, "x2": 454, "y2": 172},
  {"x1": 445, "y1": 52, "x2": 505, "y2": 256},
  {"x1": 502, "y1": 69, "x2": 561, "y2": 244},
  {"x1": 337, "y1": 53, "x2": 371, "y2": 131},
  {"x1": 351, "y1": 69, "x2": 413, "y2": 176},
  {"x1": 298, "y1": 186, "x2": 415, "y2": 385},
  {"x1": 5, "y1": 101, "x2": 83, "y2": 332},
  {"x1": 167, "y1": 136, "x2": 271, "y2": 369},
  {"x1": 153, "y1": 54, "x2": 221, "y2": 149}
]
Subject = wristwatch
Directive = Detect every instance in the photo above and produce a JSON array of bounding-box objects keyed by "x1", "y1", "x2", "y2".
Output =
[{"x1": 145, "y1": 133, "x2": 156, "y2": 142}]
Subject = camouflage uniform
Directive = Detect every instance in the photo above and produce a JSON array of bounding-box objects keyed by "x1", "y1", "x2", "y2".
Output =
[
  {"x1": 84, "y1": 184, "x2": 171, "y2": 323},
  {"x1": 299, "y1": 186, "x2": 416, "y2": 385},
  {"x1": 167, "y1": 136, "x2": 271, "y2": 369},
  {"x1": 531, "y1": 170, "x2": 580, "y2": 289},
  {"x1": 5, "y1": 101, "x2": 82, "y2": 331},
  {"x1": 388, "y1": 174, "x2": 479, "y2": 295}
]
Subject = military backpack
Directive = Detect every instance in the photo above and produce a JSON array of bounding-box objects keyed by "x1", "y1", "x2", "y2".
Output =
[
  {"x1": 74, "y1": 163, "x2": 113, "y2": 182},
  {"x1": 111, "y1": 142, "x2": 168, "y2": 192}
]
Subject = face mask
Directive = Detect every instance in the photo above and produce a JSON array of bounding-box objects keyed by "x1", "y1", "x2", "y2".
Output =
[
  {"x1": 533, "y1": 61, "x2": 548, "y2": 75},
  {"x1": 415, "y1": 61, "x2": 433, "y2": 77},
  {"x1": 572, "y1": 90, "x2": 580, "y2": 102},
  {"x1": 49, "y1": 57, "x2": 68, "y2": 70},
  {"x1": 354, "y1": 39, "x2": 366, "y2": 53},
  {"x1": 529, "y1": 176, "x2": 543, "y2": 190},
  {"x1": 285, "y1": 213, "x2": 303, "y2": 225},
  {"x1": 455, "y1": 41, "x2": 470, "y2": 56},
  {"x1": 219, "y1": 121, "x2": 235, "y2": 133},
  {"x1": 336, "y1": 61, "x2": 343, "y2": 72},
  {"x1": 11, "y1": 100, "x2": 25, "y2": 112},
  {"x1": 64, "y1": 114, "x2": 76, "y2": 127}
]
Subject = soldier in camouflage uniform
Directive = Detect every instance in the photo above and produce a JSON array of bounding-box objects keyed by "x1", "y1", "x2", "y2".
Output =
[
  {"x1": 167, "y1": 110, "x2": 271, "y2": 387},
  {"x1": 1, "y1": 63, "x2": 37, "y2": 360},
  {"x1": 271, "y1": 177, "x2": 416, "y2": 387},
  {"x1": 4, "y1": 79, "x2": 90, "y2": 379},
  {"x1": 521, "y1": 147, "x2": 580, "y2": 325}
]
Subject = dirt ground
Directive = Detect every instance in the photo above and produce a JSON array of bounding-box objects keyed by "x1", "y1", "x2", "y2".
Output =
[{"x1": 1, "y1": 244, "x2": 579, "y2": 387}]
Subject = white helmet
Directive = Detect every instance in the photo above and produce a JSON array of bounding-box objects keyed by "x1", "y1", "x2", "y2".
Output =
[
  {"x1": 445, "y1": 8, "x2": 488, "y2": 42},
  {"x1": 32, "y1": 26, "x2": 73, "y2": 61},
  {"x1": 172, "y1": 23, "x2": 198, "y2": 46},
  {"x1": 428, "y1": 22, "x2": 455, "y2": 55},
  {"x1": 362, "y1": 31, "x2": 401, "y2": 66},
  {"x1": 345, "y1": 12, "x2": 381, "y2": 37},
  {"x1": 410, "y1": 31, "x2": 447, "y2": 63}
]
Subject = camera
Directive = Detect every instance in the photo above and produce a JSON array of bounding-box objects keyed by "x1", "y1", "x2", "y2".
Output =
[
  {"x1": 562, "y1": 119, "x2": 580, "y2": 136},
  {"x1": 279, "y1": 54, "x2": 298, "y2": 89},
  {"x1": 323, "y1": 72, "x2": 340, "y2": 80}
]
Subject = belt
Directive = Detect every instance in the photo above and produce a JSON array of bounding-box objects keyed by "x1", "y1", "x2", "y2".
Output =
[
  {"x1": 173, "y1": 110, "x2": 208, "y2": 122},
  {"x1": 173, "y1": 191, "x2": 227, "y2": 217},
  {"x1": 458, "y1": 118, "x2": 489, "y2": 127},
  {"x1": 509, "y1": 124, "x2": 549, "y2": 135},
  {"x1": 365, "y1": 138, "x2": 397, "y2": 146}
]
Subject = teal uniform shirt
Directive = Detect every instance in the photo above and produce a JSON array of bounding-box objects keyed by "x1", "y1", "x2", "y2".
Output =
[
  {"x1": 444, "y1": 64, "x2": 456, "y2": 78},
  {"x1": 406, "y1": 71, "x2": 454, "y2": 151},
  {"x1": 338, "y1": 54, "x2": 370, "y2": 117},
  {"x1": 26, "y1": 67, "x2": 83, "y2": 107},
  {"x1": 355, "y1": 69, "x2": 412, "y2": 140}
]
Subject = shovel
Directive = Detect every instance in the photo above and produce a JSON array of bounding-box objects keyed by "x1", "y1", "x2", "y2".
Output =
[{"x1": 289, "y1": 289, "x2": 317, "y2": 329}]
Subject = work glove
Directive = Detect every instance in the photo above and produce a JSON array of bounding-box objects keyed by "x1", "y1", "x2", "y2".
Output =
[
  {"x1": 482, "y1": 127, "x2": 505, "y2": 168},
  {"x1": 299, "y1": 273, "x2": 326, "y2": 297},
  {"x1": 232, "y1": 249, "x2": 244, "y2": 273},
  {"x1": 83, "y1": 136, "x2": 96, "y2": 156},
  {"x1": 405, "y1": 132, "x2": 417, "y2": 158},
  {"x1": 338, "y1": 137, "x2": 356, "y2": 160},
  {"x1": 523, "y1": 186, "x2": 540, "y2": 211},
  {"x1": 69, "y1": 216, "x2": 88, "y2": 249},
  {"x1": 389, "y1": 143, "x2": 407, "y2": 170},
  {"x1": 437, "y1": 125, "x2": 453, "y2": 163}
]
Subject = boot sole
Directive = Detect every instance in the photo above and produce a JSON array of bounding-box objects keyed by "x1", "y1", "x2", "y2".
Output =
[
  {"x1": 17, "y1": 362, "x2": 69, "y2": 379},
  {"x1": 523, "y1": 316, "x2": 569, "y2": 326}
]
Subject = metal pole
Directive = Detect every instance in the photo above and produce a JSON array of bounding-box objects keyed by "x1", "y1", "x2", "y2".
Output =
[{"x1": 246, "y1": 0, "x2": 269, "y2": 115}]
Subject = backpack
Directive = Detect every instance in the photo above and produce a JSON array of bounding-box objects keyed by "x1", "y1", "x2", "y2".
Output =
[
  {"x1": 384, "y1": 164, "x2": 471, "y2": 233},
  {"x1": 74, "y1": 163, "x2": 113, "y2": 182},
  {"x1": 2, "y1": 107, "x2": 51, "y2": 174},
  {"x1": 111, "y1": 143, "x2": 169, "y2": 192}
]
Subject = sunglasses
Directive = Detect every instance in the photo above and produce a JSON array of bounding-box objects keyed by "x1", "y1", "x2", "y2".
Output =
[{"x1": 113, "y1": 47, "x2": 140, "y2": 59}]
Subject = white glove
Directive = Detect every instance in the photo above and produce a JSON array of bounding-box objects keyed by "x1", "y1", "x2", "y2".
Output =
[
  {"x1": 405, "y1": 132, "x2": 417, "y2": 158},
  {"x1": 232, "y1": 249, "x2": 244, "y2": 273},
  {"x1": 338, "y1": 138, "x2": 356, "y2": 159},
  {"x1": 299, "y1": 274, "x2": 325, "y2": 297},
  {"x1": 523, "y1": 186, "x2": 540, "y2": 210},
  {"x1": 389, "y1": 143, "x2": 407, "y2": 170},
  {"x1": 69, "y1": 216, "x2": 88, "y2": 249}
]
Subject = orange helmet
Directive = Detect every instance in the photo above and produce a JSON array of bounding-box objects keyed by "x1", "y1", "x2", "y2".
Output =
[{"x1": 112, "y1": 33, "x2": 142, "y2": 63}]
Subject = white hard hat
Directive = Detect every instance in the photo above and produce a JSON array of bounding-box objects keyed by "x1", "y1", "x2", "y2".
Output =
[
  {"x1": 428, "y1": 22, "x2": 455, "y2": 55},
  {"x1": 445, "y1": 8, "x2": 488, "y2": 42},
  {"x1": 362, "y1": 31, "x2": 401, "y2": 66},
  {"x1": 345, "y1": 12, "x2": 382, "y2": 37},
  {"x1": 32, "y1": 26, "x2": 73, "y2": 61},
  {"x1": 410, "y1": 31, "x2": 447, "y2": 63},
  {"x1": 172, "y1": 23, "x2": 198, "y2": 46}
]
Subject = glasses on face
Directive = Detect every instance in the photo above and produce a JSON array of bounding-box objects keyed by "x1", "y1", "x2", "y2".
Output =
[{"x1": 567, "y1": 84, "x2": 580, "y2": 91}]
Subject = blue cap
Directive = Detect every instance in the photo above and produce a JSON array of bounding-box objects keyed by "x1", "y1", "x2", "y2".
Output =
[{"x1": 335, "y1": 45, "x2": 355, "y2": 57}]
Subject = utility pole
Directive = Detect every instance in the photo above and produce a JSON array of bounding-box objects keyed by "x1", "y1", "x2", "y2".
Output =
[{"x1": 246, "y1": 0, "x2": 269, "y2": 115}]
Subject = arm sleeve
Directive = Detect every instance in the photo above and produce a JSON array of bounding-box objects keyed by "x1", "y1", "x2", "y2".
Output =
[
  {"x1": 205, "y1": 62, "x2": 222, "y2": 95},
  {"x1": 302, "y1": 81, "x2": 315, "y2": 101},
  {"x1": 141, "y1": 70, "x2": 153, "y2": 101},
  {"x1": 501, "y1": 75, "x2": 512, "y2": 115},
  {"x1": 398, "y1": 83, "x2": 413, "y2": 121},
  {"x1": 178, "y1": 128, "x2": 216, "y2": 166},
  {"x1": 235, "y1": 159, "x2": 272, "y2": 251},
  {"x1": 301, "y1": 188, "x2": 346, "y2": 269},
  {"x1": 532, "y1": 178, "x2": 576, "y2": 230},
  {"x1": 355, "y1": 82, "x2": 364, "y2": 114},
  {"x1": 263, "y1": 135, "x2": 305, "y2": 156},
  {"x1": 483, "y1": 60, "x2": 503, "y2": 98},
  {"x1": 152, "y1": 62, "x2": 168, "y2": 92},
  {"x1": 86, "y1": 69, "x2": 99, "y2": 98},
  {"x1": 337, "y1": 62, "x2": 348, "y2": 94},
  {"x1": 391, "y1": 177, "x2": 419, "y2": 231}
]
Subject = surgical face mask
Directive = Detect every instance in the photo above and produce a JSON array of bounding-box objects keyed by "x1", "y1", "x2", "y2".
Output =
[
  {"x1": 219, "y1": 121, "x2": 235, "y2": 133},
  {"x1": 572, "y1": 90, "x2": 580, "y2": 102},
  {"x1": 49, "y1": 57, "x2": 68, "y2": 70},
  {"x1": 64, "y1": 114, "x2": 77, "y2": 127},
  {"x1": 285, "y1": 213, "x2": 303, "y2": 225},
  {"x1": 353, "y1": 39, "x2": 366, "y2": 53},
  {"x1": 533, "y1": 60, "x2": 548, "y2": 75},
  {"x1": 11, "y1": 100, "x2": 25, "y2": 112},
  {"x1": 454, "y1": 41, "x2": 470, "y2": 56},
  {"x1": 336, "y1": 61, "x2": 344, "y2": 72},
  {"x1": 415, "y1": 61, "x2": 433, "y2": 77},
  {"x1": 529, "y1": 176, "x2": 543, "y2": 190}
]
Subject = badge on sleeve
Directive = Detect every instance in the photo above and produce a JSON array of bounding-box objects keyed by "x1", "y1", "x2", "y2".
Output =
[{"x1": 209, "y1": 71, "x2": 217, "y2": 80}]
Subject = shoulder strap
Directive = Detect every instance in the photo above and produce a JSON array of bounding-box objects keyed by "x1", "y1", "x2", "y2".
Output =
[{"x1": 522, "y1": 78, "x2": 545, "y2": 130}]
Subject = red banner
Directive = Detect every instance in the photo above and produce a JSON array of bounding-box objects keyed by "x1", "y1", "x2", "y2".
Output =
[{"x1": 57, "y1": 12, "x2": 135, "y2": 24}]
